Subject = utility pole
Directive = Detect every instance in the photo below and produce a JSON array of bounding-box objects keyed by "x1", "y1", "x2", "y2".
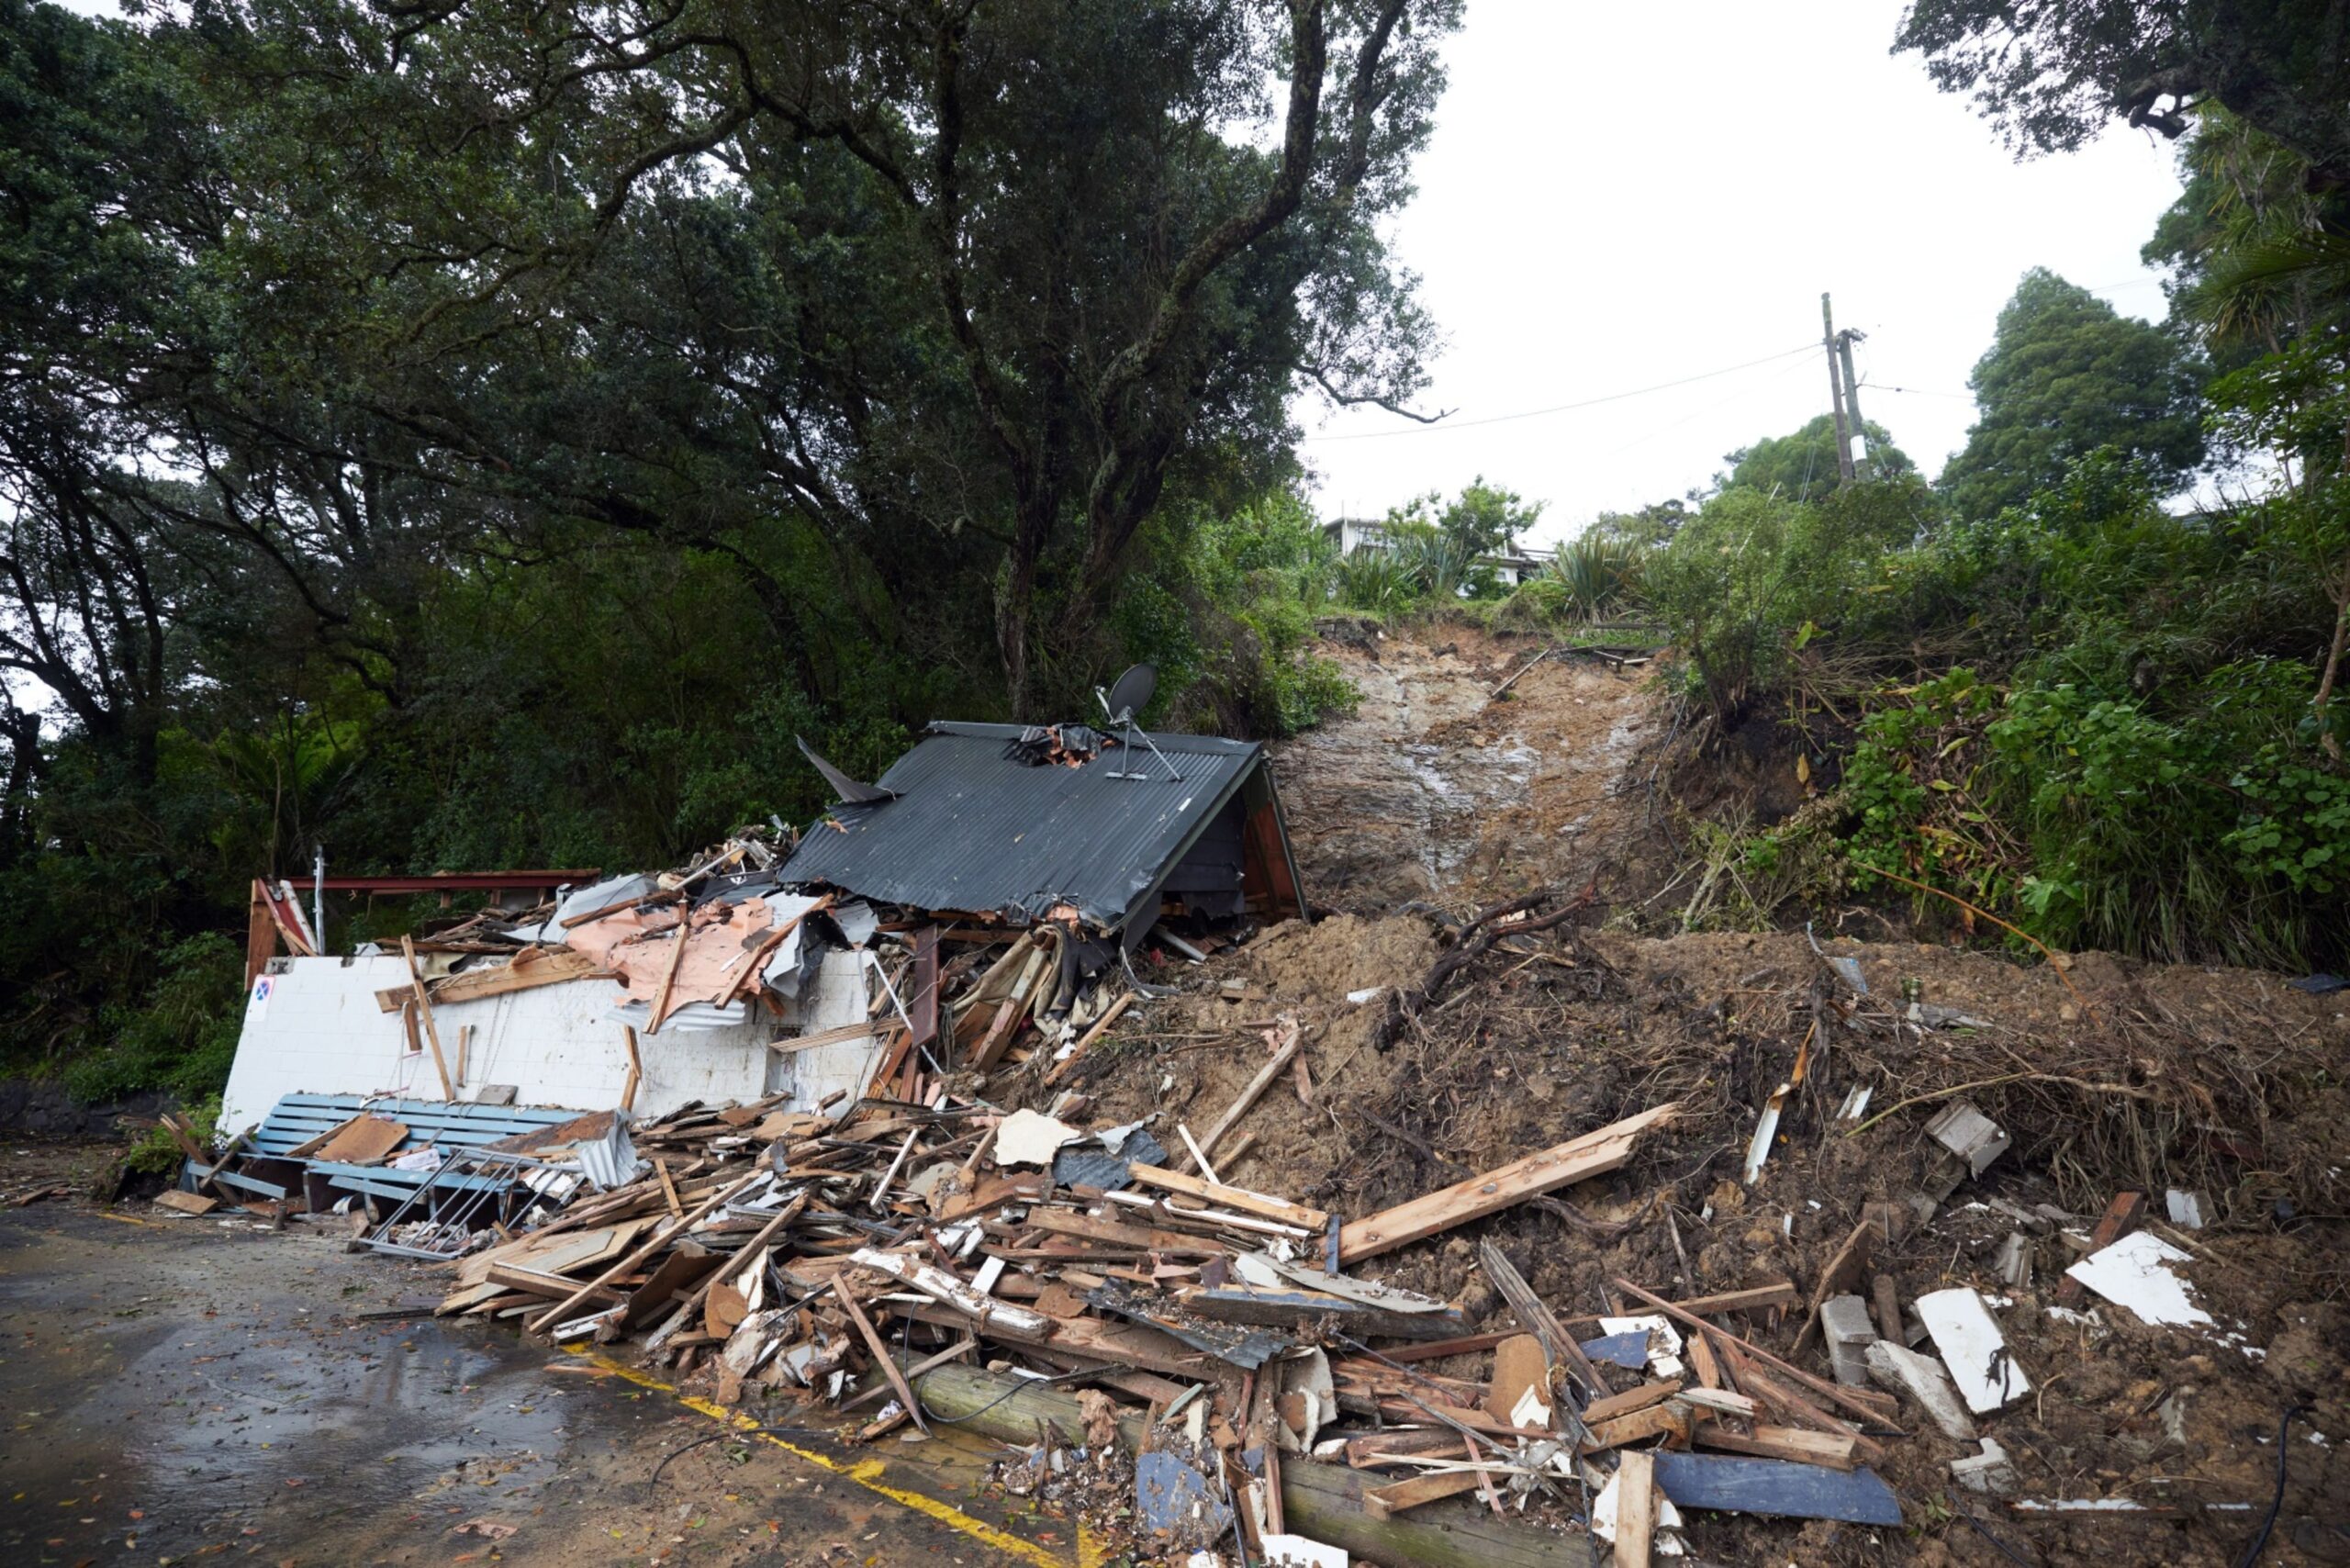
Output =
[
  {"x1": 1821, "y1": 292, "x2": 1856, "y2": 484},
  {"x1": 1837, "y1": 327, "x2": 1871, "y2": 480}
]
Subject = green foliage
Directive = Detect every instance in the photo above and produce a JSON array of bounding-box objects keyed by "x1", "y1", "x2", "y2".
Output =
[
  {"x1": 1722, "y1": 414, "x2": 1918, "y2": 503},
  {"x1": 1544, "y1": 534, "x2": 1648, "y2": 620},
  {"x1": 64, "y1": 935, "x2": 244, "y2": 1105},
  {"x1": 1642, "y1": 478, "x2": 1926, "y2": 723},
  {"x1": 1836, "y1": 661, "x2": 2345, "y2": 966},
  {"x1": 1590, "y1": 498, "x2": 1692, "y2": 548},
  {"x1": 1436, "y1": 476, "x2": 1543, "y2": 557},
  {"x1": 1895, "y1": 0, "x2": 2350, "y2": 188},
  {"x1": 1333, "y1": 547, "x2": 1417, "y2": 616},
  {"x1": 1128, "y1": 491, "x2": 1358, "y2": 738},
  {"x1": 125, "y1": 1092, "x2": 222, "y2": 1176},
  {"x1": 1938, "y1": 270, "x2": 2208, "y2": 520}
]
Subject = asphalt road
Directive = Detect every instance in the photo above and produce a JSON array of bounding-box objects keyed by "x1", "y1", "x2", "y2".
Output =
[{"x1": 0, "y1": 1148, "x2": 1089, "y2": 1568}]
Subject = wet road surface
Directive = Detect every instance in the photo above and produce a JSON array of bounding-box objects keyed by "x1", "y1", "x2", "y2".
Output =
[{"x1": 0, "y1": 1190, "x2": 1088, "y2": 1567}]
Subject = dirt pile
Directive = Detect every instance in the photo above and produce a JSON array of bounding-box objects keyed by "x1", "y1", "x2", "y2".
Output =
[{"x1": 1038, "y1": 618, "x2": 2350, "y2": 1563}]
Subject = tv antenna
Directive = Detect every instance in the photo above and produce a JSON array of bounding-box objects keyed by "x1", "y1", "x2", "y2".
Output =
[{"x1": 1095, "y1": 664, "x2": 1183, "y2": 782}]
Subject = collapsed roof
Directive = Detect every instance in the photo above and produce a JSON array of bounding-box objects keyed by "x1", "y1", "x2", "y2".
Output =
[{"x1": 778, "y1": 721, "x2": 1305, "y2": 942}]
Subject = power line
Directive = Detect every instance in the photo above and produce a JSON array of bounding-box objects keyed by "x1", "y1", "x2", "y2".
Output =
[
  {"x1": 1299, "y1": 341, "x2": 1819, "y2": 442},
  {"x1": 1863, "y1": 379, "x2": 1975, "y2": 400}
]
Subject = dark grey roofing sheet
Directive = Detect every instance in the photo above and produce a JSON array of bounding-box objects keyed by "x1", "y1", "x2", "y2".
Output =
[{"x1": 778, "y1": 722, "x2": 1264, "y2": 933}]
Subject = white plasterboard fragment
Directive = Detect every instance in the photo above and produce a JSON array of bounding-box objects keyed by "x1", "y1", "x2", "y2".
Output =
[
  {"x1": 1590, "y1": 1469, "x2": 1686, "y2": 1552},
  {"x1": 832, "y1": 900, "x2": 879, "y2": 947},
  {"x1": 1345, "y1": 988, "x2": 1383, "y2": 1005},
  {"x1": 2063, "y1": 1229, "x2": 2212, "y2": 1327},
  {"x1": 1232, "y1": 1252, "x2": 1285, "y2": 1288},
  {"x1": 1259, "y1": 1533, "x2": 1348, "y2": 1568},
  {"x1": 994, "y1": 1107, "x2": 1084, "y2": 1168},
  {"x1": 1510, "y1": 1384, "x2": 1553, "y2": 1430},
  {"x1": 1917, "y1": 1288, "x2": 2031, "y2": 1413},
  {"x1": 2164, "y1": 1189, "x2": 2209, "y2": 1229},
  {"x1": 1742, "y1": 1099, "x2": 1782, "y2": 1184},
  {"x1": 1838, "y1": 1084, "x2": 1874, "y2": 1120},
  {"x1": 1598, "y1": 1314, "x2": 1685, "y2": 1379}
]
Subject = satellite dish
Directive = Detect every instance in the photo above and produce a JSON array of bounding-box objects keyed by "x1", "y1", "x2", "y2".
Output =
[
  {"x1": 1093, "y1": 663, "x2": 1182, "y2": 783},
  {"x1": 796, "y1": 736, "x2": 896, "y2": 804},
  {"x1": 1101, "y1": 663, "x2": 1158, "y2": 724}
]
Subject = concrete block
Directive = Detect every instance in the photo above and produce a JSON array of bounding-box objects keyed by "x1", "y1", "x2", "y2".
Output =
[
  {"x1": 1950, "y1": 1438, "x2": 2018, "y2": 1495},
  {"x1": 1925, "y1": 1099, "x2": 2010, "y2": 1176},
  {"x1": 1818, "y1": 1293, "x2": 1878, "y2": 1386},
  {"x1": 1863, "y1": 1339, "x2": 1978, "y2": 1441}
]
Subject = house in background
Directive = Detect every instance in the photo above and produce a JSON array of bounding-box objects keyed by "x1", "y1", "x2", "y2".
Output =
[{"x1": 1319, "y1": 516, "x2": 1554, "y2": 588}]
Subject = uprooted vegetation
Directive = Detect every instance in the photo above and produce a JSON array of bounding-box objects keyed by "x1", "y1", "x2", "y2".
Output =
[{"x1": 1049, "y1": 891, "x2": 2350, "y2": 1563}]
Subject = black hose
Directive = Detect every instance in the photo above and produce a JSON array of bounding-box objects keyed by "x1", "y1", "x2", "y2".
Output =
[{"x1": 2235, "y1": 1403, "x2": 2310, "y2": 1568}]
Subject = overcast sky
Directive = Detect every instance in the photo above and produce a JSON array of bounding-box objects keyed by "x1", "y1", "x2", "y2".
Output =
[{"x1": 1298, "y1": 0, "x2": 2190, "y2": 544}]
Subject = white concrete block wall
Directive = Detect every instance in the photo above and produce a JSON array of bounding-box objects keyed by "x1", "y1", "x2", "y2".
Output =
[{"x1": 221, "y1": 955, "x2": 789, "y2": 1135}]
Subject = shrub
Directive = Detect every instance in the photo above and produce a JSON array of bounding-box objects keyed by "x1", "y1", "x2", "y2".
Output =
[{"x1": 1545, "y1": 534, "x2": 1647, "y2": 619}]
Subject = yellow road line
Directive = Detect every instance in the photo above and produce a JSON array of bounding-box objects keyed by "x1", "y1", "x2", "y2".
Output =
[{"x1": 563, "y1": 1344, "x2": 1105, "y2": 1568}]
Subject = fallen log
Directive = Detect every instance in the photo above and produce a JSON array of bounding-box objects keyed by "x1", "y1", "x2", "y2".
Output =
[{"x1": 907, "y1": 1359, "x2": 1595, "y2": 1568}]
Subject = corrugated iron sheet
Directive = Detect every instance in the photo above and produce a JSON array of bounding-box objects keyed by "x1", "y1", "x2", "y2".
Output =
[{"x1": 778, "y1": 722, "x2": 1266, "y2": 934}]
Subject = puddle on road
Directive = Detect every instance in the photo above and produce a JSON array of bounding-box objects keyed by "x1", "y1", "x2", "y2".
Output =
[{"x1": 0, "y1": 1217, "x2": 575, "y2": 1562}]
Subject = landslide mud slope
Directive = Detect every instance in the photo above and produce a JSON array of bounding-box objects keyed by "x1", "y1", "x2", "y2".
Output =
[{"x1": 1269, "y1": 622, "x2": 1662, "y2": 912}]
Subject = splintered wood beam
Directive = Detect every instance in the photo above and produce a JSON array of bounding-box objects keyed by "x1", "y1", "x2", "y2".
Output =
[
  {"x1": 399, "y1": 935, "x2": 456, "y2": 1100},
  {"x1": 1042, "y1": 992, "x2": 1131, "y2": 1089},
  {"x1": 1173, "y1": 1020, "x2": 1303, "y2": 1174},
  {"x1": 620, "y1": 1026, "x2": 643, "y2": 1114},
  {"x1": 1339, "y1": 1104, "x2": 1679, "y2": 1264},
  {"x1": 1364, "y1": 1468, "x2": 1487, "y2": 1520},
  {"x1": 834, "y1": 1282, "x2": 928, "y2": 1435},
  {"x1": 1125, "y1": 1164, "x2": 1330, "y2": 1230},
  {"x1": 645, "y1": 914, "x2": 695, "y2": 1035},
  {"x1": 526, "y1": 1170, "x2": 761, "y2": 1335},
  {"x1": 1614, "y1": 1449, "x2": 1655, "y2": 1567},
  {"x1": 1480, "y1": 1239, "x2": 1602, "y2": 1401},
  {"x1": 1613, "y1": 1277, "x2": 1899, "y2": 1441}
]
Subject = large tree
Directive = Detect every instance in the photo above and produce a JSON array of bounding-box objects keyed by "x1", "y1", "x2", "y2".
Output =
[
  {"x1": 1939, "y1": 269, "x2": 2208, "y2": 519},
  {"x1": 1894, "y1": 0, "x2": 2350, "y2": 187},
  {"x1": 151, "y1": 0, "x2": 1461, "y2": 715},
  {"x1": 1722, "y1": 414, "x2": 1917, "y2": 504}
]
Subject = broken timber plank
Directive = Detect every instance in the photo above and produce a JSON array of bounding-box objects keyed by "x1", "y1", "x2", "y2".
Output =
[
  {"x1": 1480, "y1": 1238, "x2": 1602, "y2": 1401},
  {"x1": 399, "y1": 935, "x2": 457, "y2": 1100},
  {"x1": 373, "y1": 946, "x2": 619, "y2": 1013},
  {"x1": 1125, "y1": 1164, "x2": 1330, "y2": 1230},
  {"x1": 1583, "y1": 1379, "x2": 1683, "y2": 1425},
  {"x1": 1021, "y1": 1208, "x2": 1228, "y2": 1256},
  {"x1": 1041, "y1": 992, "x2": 1131, "y2": 1089},
  {"x1": 1178, "y1": 1286, "x2": 1470, "y2": 1342},
  {"x1": 1614, "y1": 1448, "x2": 1656, "y2": 1568},
  {"x1": 1340, "y1": 1103, "x2": 1679, "y2": 1264},
  {"x1": 1173, "y1": 1018, "x2": 1303, "y2": 1174},
  {"x1": 1792, "y1": 1219, "x2": 1874, "y2": 1355},
  {"x1": 1364, "y1": 1469, "x2": 1485, "y2": 1520},
  {"x1": 1613, "y1": 1277, "x2": 1899, "y2": 1437},
  {"x1": 1693, "y1": 1423, "x2": 1859, "y2": 1471},
  {"x1": 526, "y1": 1170, "x2": 760, "y2": 1334}
]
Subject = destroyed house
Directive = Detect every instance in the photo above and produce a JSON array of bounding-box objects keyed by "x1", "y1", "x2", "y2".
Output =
[{"x1": 778, "y1": 721, "x2": 1305, "y2": 944}]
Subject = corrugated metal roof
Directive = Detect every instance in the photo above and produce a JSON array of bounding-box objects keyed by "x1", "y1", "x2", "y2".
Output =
[{"x1": 778, "y1": 722, "x2": 1266, "y2": 934}]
